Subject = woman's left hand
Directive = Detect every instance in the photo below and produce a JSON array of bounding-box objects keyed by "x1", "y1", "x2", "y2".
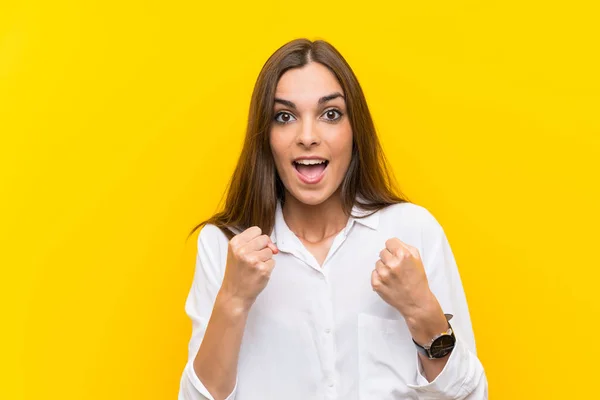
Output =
[
  {"x1": 371, "y1": 237, "x2": 439, "y2": 321},
  {"x1": 373, "y1": 238, "x2": 456, "y2": 371}
]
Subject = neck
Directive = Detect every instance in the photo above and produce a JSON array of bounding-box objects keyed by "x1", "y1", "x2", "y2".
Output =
[{"x1": 282, "y1": 189, "x2": 349, "y2": 243}]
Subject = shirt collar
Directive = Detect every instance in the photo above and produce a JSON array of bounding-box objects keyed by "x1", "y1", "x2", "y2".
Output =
[{"x1": 270, "y1": 196, "x2": 380, "y2": 247}]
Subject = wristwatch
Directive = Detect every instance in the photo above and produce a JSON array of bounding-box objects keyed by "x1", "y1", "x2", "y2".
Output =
[{"x1": 412, "y1": 313, "x2": 456, "y2": 359}]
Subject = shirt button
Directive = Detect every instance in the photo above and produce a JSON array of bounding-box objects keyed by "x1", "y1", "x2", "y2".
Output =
[
  {"x1": 324, "y1": 328, "x2": 331, "y2": 334},
  {"x1": 328, "y1": 381, "x2": 334, "y2": 388}
]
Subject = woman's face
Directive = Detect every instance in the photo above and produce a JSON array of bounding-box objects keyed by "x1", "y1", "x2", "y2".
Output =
[{"x1": 269, "y1": 62, "x2": 353, "y2": 206}]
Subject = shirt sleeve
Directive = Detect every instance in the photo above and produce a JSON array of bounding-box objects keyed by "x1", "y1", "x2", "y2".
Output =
[
  {"x1": 406, "y1": 213, "x2": 488, "y2": 399},
  {"x1": 178, "y1": 224, "x2": 238, "y2": 400}
]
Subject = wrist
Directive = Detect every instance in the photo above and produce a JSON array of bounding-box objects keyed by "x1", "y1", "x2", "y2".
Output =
[
  {"x1": 403, "y1": 292, "x2": 448, "y2": 345},
  {"x1": 215, "y1": 290, "x2": 253, "y2": 318}
]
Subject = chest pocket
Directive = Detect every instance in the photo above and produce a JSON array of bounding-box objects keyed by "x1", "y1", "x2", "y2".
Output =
[{"x1": 357, "y1": 313, "x2": 420, "y2": 400}]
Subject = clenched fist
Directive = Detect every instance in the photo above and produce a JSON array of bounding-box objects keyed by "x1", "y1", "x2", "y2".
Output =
[
  {"x1": 372, "y1": 237, "x2": 450, "y2": 349},
  {"x1": 372, "y1": 238, "x2": 437, "y2": 319},
  {"x1": 219, "y1": 226, "x2": 279, "y2": 311}
]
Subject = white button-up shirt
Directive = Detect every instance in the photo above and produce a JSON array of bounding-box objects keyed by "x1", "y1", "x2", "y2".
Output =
[{"x1": 179, "y1": 200, "x2": 488, "y2": 399}]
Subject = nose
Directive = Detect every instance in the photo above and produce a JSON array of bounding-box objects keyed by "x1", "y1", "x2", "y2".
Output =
[{"x1": 296, "y1": 119, "x2": 321, "y2": 148}]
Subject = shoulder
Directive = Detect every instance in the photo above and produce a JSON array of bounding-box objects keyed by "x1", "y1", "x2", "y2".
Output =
[
  {"x1": 378, "y1": 202, "x2": 447, "y2": 250},
  {"x1": 196, "y1": 223, "x2": 231, "y2": 263},
  {"x1": 379, "y1": 202, "x2": 443, "y2": 233},
  {"x1": 197, "y1": 223, "x2": 229, "y2": 244}
]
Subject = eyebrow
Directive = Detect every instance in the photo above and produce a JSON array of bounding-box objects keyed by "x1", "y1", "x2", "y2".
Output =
[{"x1": 273, "y1": 92, "x2": 345, "y2": 110}]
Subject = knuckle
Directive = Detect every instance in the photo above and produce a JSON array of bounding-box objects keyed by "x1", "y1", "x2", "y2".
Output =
[
  {"x1": 378, "y1": 269, "x2": 389, "y2": 280},
  {"x1": 252, "y1": 261, "x2": 265, "y2": 271},
  {"x1": 257, "y1": 263, "x2": 270, "y2": 276},
  {"x1": 371, "y1": 278, "x2": 381, "y2": 290},
  {"x1": 261, "y1": 235, "x2": 271, "y2": 247}
]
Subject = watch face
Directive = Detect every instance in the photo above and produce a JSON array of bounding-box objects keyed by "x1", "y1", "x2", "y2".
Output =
[{"x1": 430, "y1": 334, "x2": 456, "y2": 358}]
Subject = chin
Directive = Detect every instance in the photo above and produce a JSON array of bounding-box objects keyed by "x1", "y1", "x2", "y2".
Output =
[{"x1": 286, "y1": 187, "x2": 338, "y2": 206}]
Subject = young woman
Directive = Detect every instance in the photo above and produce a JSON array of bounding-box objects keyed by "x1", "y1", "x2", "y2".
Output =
[{"x1": 178, "y1": 38, "x2": 488, "y2": 400}]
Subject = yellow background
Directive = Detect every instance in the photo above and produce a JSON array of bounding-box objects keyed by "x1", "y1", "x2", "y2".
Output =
[{"x1": 2, "y1": 1, "x2": 598, "y2": 399}]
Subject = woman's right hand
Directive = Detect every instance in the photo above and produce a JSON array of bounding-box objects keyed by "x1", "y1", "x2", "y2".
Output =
[{"x1": 218, "y1": 226, "x2": 279, "y2": 311}]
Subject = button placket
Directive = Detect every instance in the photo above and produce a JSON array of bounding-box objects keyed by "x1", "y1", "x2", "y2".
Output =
[{"x1": 320, "y1": 272, "x2": 338, "y2": 395}]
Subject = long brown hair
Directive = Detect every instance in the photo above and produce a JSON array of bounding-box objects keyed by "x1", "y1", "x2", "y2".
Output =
[{"x1": 188, "y1": 38, "x2": 412, "y2": 241}]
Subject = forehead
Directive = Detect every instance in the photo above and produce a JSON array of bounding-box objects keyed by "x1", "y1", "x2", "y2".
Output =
[{"x1": 275, "y1": 62, "x2": 344, "y2": 103}]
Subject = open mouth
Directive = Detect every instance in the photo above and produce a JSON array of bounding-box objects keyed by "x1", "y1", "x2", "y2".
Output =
[{"x1": 292, "y1": 160, "x2": 329, "y2": 182}]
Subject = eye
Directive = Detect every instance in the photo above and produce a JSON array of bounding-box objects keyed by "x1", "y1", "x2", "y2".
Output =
[
  {"x1": 274, "y1": 111, "x2": 296, "y2": 124},
  {"x1": 321, "y1": 108, "x2": 343, "y2": 122}
]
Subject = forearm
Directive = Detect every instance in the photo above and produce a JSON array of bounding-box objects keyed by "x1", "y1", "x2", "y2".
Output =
[{"x1": 193, "y1": 291, "x2": 250, "y2": 400}]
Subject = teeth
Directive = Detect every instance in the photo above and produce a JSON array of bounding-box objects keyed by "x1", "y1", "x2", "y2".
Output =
[{"x1": 295, "y1": 159, "x2": 327, "y2": 165}]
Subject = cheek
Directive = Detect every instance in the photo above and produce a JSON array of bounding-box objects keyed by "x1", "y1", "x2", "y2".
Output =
[
  {"x1": 269, "y1": 130, "x2": 288, "y2": 171},
  {"x1": 269, "y1": 130, "x2": 280, "y2": 158},
  {"x1": 332, "y1": 125, "x2": 353, "y2": 162}
]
